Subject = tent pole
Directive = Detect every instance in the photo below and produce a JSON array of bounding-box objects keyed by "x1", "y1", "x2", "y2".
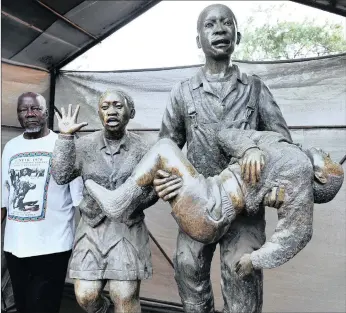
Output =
[
  {"x1": 148, "y1": 230, "x2": 175, "y2": 269},
  {"x1": 48, "y1": 69, "x2": 57, "y2": 129},
  {"x1": 34, "y1": 0, "x2": 97, "y2": 40}
]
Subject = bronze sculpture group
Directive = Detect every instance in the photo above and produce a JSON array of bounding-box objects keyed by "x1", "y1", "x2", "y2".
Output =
[{"x1": 51, "y1": 4, "x2": 344, "y2": 313}]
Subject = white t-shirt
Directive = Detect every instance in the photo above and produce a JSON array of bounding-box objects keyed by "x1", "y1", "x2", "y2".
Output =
[{"x1": 1, "y1": 131, "x2": 83, "y2": 258}]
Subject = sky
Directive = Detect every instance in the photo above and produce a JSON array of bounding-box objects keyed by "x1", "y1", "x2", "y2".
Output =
[{"x1": 63, "y1": 1, "x2": 346, "y2": 71}]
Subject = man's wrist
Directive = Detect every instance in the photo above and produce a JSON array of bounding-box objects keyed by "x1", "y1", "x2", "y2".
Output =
[{"x1": 58, "y1": 133, "x2": 74, "y2": 140}]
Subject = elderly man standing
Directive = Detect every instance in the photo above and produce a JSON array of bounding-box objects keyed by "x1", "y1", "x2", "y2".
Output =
[
  {"x1": 158, "y1": 4, "x2": 292, "y2": 313},
  {"x1": 1, "y1": 92, "x2": 83, "y2": 313}
]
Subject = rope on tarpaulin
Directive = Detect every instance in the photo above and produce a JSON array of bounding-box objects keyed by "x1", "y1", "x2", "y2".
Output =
[{"x1": 59, "y1": 52, "x2": 346, "y2": 74}]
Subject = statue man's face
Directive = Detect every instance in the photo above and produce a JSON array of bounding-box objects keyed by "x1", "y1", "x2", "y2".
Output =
[
  {"x1": 197, "y1": 5, "x2": 238, "y2": 59},
  {"x1": 98, "y1": 92, "x2": 134, "y2": 134}
]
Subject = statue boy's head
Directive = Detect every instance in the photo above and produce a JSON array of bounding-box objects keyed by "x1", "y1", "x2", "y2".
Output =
[
  {"x1": 98, "y1": 90, "x2": 135, "y2": 136},
  {"x1": 306, "y1": 148, "x2": 344, "y2": 203},
  {"x1": 196, "y1": 4, "x2": 241, "y2": 60}
]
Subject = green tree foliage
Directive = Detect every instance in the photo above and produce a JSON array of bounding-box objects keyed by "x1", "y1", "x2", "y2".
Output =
[{"x1": 232, "y1": 3, "x2": 346, "y2": 61}]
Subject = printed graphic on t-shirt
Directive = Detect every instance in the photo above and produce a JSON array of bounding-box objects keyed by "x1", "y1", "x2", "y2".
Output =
[{"x1": 8, "y1": 152, "x2": 52, "y2": 222}]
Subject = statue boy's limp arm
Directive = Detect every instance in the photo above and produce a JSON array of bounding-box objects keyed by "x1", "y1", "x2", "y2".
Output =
[{"x1": 216, "y1": 129, "x2": 341, "y2": 274}]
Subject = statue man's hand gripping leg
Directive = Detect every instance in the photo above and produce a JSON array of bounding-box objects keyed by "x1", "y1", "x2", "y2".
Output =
[
  {"x1": 153, "y1": 170, "x2": 183, "y2": 201},
  {"x1": 55, "y1": 104, "x2": 88, "y2": 134},
  {"x1": 235, "y1": 254, "x2": 254, "y2": 278}
]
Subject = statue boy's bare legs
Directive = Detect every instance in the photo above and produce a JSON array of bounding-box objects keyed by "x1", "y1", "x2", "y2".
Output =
[
  {"x1": 86, "y1": 138, "x2": 234, "y2": 243},
  {"x1": 85, "y1": 138, "x2": 200, "y2": 220},
  {"x1": 131, "y1": 138, "x2": 198, "y2": 187},
  {"x1": 75, "y1": 279, "x2": 141, "y2": 313}
]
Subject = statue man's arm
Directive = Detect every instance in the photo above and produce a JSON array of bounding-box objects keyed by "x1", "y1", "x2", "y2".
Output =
[
  {"x1": 52, "y1": 134, "x2": 82, "y2": 185},
  {"x1": 158, "y1": 83, "x2": 186, "y2": 148},
  {"x1": 218, "y1": 129, "x2": 265, "y2": 184},
  {"x1": 257, "y1": 79, "x2": 292, "y2": 142},
  {"x1": 218, "y1": 129, "x2": 258, "y2": 159}
]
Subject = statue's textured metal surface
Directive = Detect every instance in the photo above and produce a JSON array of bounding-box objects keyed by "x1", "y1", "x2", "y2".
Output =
[
  {"x1": 51, "y1": 92, "x2": 159, "y2": 313},
  {"x1": 85, "y1": 130, "x2": 343, "y2": 307},
  {"x1": 157, "y1": 4, "x2": 293, "y2": 313},
  {"x1": 49, "y1": 4, "x2": 345, "y2": 313}
]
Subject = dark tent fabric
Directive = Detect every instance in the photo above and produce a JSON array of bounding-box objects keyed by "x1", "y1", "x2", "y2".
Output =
[
  {"x1": 55, "y1": 54, "x2": 346, "y2": 130},
  {"x1": 292, "y1": 0, "x2": 346, "y2": 16},
  {"x1": 1, "y1": 62, "x2": 51, "y2": 128},
  {"x1": 1, "y1": 0, "x2": 159, "y2": 70}
]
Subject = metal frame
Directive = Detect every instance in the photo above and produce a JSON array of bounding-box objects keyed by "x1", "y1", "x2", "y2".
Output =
[
  {"x1": 1, "y1": 58, "x2": 49, "y2": 72},
  {"x1": 50, "y1": 126, "x2": 346, "y2": 132},
  {"x1": 48, "y1": 69, "x2": 57, "y2": 129},
  {"x1": 34, "y1": 0, "x2": 97, "y2": 40}
]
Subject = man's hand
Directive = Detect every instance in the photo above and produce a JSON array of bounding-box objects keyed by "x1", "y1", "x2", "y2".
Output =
[
  {"x1": 241, "y1": 148, "x2": 265, "y2": 185},
  {"x1": 235, "y1": 253, "x2": 254, "y2": 278},
  {"x1": 55, "y1": 104, "x2": 88, "y2": 135},
  {"x1": 263, "y1": 186, "x2": 285, "y2": 209},
  {"x1": 153, "y1": 170, "x2": 183, "y2": 201}
]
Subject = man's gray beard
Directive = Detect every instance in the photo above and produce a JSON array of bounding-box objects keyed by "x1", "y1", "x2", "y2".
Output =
[{"x1": 24, "y1": 126, "x2": 42, "y2": 133}]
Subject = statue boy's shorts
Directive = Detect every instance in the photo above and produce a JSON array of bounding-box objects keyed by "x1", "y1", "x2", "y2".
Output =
[{"x1": 69, "y1": 215, "x2": 152, "y2": 281}]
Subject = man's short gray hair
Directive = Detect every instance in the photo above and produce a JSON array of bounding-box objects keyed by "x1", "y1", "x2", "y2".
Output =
[{"x1": 17, "y1": 92, "x2": 47, "y2": 112}]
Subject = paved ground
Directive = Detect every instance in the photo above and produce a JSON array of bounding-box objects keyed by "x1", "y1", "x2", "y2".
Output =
[{"x1": 59, "y1": 295, "x2": 184, "y2": 313}]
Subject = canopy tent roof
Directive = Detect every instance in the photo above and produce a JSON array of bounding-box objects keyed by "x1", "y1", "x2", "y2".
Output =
[
  {"x1": 1, "y1": 0, "x2": 159, "y2": 70},
  {"x1": 293, "y1": 0, "x2": 346, "y2": 16},
  {"x1": 1, "y1": 1, "x2": 346, "y2": 312},
  {"x1": 1, "y1": 0, "x2": 345, "y2": 71}
]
